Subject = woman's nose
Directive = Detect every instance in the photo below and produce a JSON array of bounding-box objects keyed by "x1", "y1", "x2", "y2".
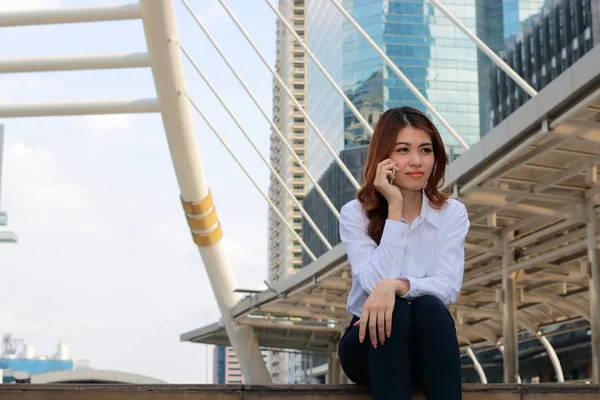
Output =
[{"x1": 409, "y1": 154, "x2": 423, "y2": 166}]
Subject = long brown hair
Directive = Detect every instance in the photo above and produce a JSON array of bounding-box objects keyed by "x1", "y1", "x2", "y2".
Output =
[{"x1": 357, "y1": 107, "x2": 448, "y2": 244}]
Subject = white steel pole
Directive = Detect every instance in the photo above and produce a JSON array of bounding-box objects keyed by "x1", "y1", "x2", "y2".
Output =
[
  {"x1": 180, "y1": 46, "x2": 332, "y2": 251},
  {"x1": 428, "y1": 0, "x2": 537, "y2": 97},
  {"x1": 0, "y1": 53, "x2": 150, "y2": 73},
  {"x1": 0, "y1": 99, "x2": 159, "y2": 118},
  {"x1": 217, "y1": 0, "x2": 361, "y2": 190},
  {"x1": 179, "y1": 0, "x2": 341, "y2": 219},
  {"x1": 139, "y1": 0, "x2": 271, "y2": 384},
  {"x1": 262, "y1": 0, "x2": 373, "y2": 137},
  {"x1": 0, "y1": 3, "x2": 141, "y2": 27},
  {"x1": 327, "y1": 0, "x2": 470, "y2": 150}
]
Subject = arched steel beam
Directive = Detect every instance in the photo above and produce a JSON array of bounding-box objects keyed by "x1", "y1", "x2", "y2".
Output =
[
  {"x1": 455, "y1": 306, "x2": 565, "y2": 382},
  {"x1": 466, "y1": 347, "x2": 488, "y2": 384}
]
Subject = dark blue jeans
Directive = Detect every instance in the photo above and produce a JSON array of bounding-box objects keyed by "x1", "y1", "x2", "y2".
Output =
[{"x1": 338, "y1": 295, "x2": 462, "y2": 400}]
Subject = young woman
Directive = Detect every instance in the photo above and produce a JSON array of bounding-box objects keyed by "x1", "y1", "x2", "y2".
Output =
[{"x1": 338, "y1": 107, "x2": 470, "y2": 400}]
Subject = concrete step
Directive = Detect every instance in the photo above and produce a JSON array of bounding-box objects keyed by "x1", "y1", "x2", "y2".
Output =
[{"x1": 1, "y1": 384, "x2": 600, "y2": 399}]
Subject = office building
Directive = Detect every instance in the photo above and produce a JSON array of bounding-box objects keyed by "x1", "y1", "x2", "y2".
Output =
[
  {"x1": 486, "y1": 0, "x2": 600, "y2": 129},
  {"x1": 476, "y1": 1, "x2": 550, "y2": 133},
  {"x1": 213, "y1": 346, "x2": 270, "y2": 384},
  {"x1": 213, "y1": 346, "x2": 243, "y2": 384},
  {"x1": 306, "y1": 0, "x2": 486, "y2": 180},
  {"x1": 268, "y1": 0, "x2": 308, "y2": 283},
  {"x1": 302, "y1": 145, "x2": 368, "y2": 265},
  {"x1": 267, "y1": 0, "x2": 309, "y2": 384}
]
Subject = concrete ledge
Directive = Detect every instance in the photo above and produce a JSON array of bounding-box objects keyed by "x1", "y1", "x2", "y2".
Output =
[{"x1": 1, "y1": 384, "x2": 600, "y2": 399}]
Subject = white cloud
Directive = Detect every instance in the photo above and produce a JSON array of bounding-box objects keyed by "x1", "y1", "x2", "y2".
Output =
[{"x1": 6, "y1": 141, "x2": 89, "y2": 211}]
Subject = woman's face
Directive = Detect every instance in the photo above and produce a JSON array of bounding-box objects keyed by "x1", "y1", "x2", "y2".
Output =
[{"x1": 388, "y1": 125, "x2": 435, "y2": 192}]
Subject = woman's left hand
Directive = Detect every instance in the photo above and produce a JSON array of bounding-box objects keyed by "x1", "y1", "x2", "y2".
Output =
[{"x1": 354, "y1": 279, "x2": 409, "y2": 347}]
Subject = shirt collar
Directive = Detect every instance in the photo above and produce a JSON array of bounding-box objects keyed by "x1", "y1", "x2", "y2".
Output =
[{"x1": 420, "y1": 191, "x2": 441, "y2": 228}]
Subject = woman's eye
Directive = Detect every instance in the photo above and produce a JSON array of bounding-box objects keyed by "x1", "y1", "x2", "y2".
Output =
[
  {"x1": 422, "y1": 148, "x2": 433, "y2": 153},
  {"x1": 396, "y1": 148, "x2": 408, "y2": 153}
]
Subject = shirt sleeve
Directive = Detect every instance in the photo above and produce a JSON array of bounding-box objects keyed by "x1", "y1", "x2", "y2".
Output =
[
  {"x1": 400, "y1": 202, "x2": 470, "y2": 306},
  {"x1": 339, "y1": 202, "x2": 410, "y2": 294}
]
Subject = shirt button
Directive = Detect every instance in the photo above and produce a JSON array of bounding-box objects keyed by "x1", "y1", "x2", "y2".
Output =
[
  {"x1": 408, "y1": 260, "x2": 412, "y2": 264},
  {"x1": 401, "y1": 233, "x2": 406, "y2": 238}
]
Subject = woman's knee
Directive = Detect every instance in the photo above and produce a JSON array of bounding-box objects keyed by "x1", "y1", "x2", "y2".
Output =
[
  {"x1": 390, "y1": 296, "x2": 411, "y2": 327},
  {"x1": 411, "y1": 295, "x2": 455, "y2": 331}
]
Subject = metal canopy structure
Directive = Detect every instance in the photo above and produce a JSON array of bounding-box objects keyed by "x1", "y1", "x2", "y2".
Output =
[{"x1": 182, "y1": 44, "x2": 600, "y2": 381}]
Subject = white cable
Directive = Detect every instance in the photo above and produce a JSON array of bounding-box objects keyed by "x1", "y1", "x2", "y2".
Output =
[
  {"x1": 187, "y1": 95, "x2": 317, "y2": 261},
  {"x1": 180, "y1": 44, "x2": 332, "y2": 251},
  {"x1": 216, "y1": 0, "x2": 361, "y2": 189},
  {"x1": 180, "y1": 0, "x2": 341, "y2": 219},
  {"x1": 262, "y1": 0, "x2": 373, "y2": 137},
  {"x1": 327, "y1": 0, "x2": 470, "y2": 150}
]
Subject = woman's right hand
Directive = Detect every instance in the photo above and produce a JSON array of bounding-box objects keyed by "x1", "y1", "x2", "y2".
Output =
[
  {"x1": 353, "y1": 279, "x2": 408, "y2": 347},
  {"x1": 374, "y1": 159, "x2": 403, "y2": 206}
]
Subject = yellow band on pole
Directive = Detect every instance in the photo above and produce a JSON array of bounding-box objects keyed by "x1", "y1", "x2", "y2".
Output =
[
  {"x1": 192, "y1": 223, "x2": 223, "y2": 246},
  {"x1": 181, "y1": 191, "x2": 213, "y2": 215},
  {"x1": 187, "y1": 207, "x2": 219, "y2": 231},
  {"x1": 181, "y1": 192, "x2": 222, "y2": 246}
]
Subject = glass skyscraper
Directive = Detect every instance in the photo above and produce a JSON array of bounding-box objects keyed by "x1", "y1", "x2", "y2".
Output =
[
  {"x1": 344, "y1": 1, "x2": 484, "y2": 149},
  {"x1": 306, "y1": 0, "x2": 485, "y2": 186},
  {"x1": 486, "y1": 0, "x2": 599, "y2": 128},
  {"x1": 477, "y1": 0, "x2": 551, "y2": 133},
  {"x1": 306, "y1": 0, "x2": 345, "y2": 183}
]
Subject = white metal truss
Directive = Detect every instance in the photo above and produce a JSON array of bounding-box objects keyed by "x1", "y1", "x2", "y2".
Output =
[{"x1": 0, "y1": 4, "x2": 156, "y2": 119}]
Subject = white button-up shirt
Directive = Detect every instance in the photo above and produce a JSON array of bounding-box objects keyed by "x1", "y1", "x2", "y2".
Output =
[{"x1": 339, "y1": 195, "x2": 470, "y2": 317}]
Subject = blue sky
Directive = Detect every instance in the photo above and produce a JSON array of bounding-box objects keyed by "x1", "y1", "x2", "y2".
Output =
[{"x1": 0, "y1": 0, "x2": 278, "y2": 383}]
